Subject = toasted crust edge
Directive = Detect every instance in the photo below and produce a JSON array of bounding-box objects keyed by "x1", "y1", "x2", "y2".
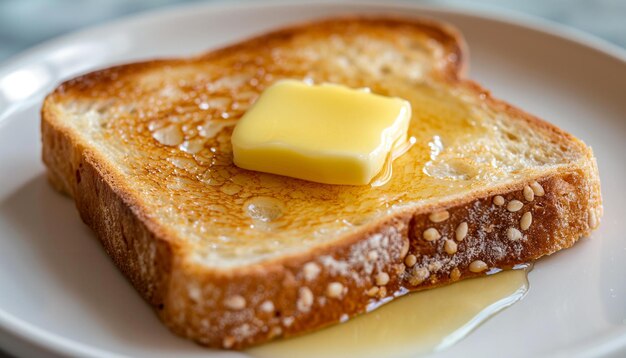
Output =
[{"x1": 41, "y1": 16, "x2": 602, "y2": 349}]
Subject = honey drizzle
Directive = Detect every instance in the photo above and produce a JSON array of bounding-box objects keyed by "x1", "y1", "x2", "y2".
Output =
[
  {"x1": 249, "y1": 266, "x2": 531, "y2": 358},
  {"x1": 371, "y1": 136, "x2": 417, "y2": 187}
]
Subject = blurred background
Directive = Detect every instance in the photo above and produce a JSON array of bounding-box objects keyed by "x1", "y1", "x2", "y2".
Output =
[
  {"x1": 1, "y1": 0, "x2": 626, "y2": 62},
  {"x1": 0, "y1": 0, "x2": 624, "y2": 357}
]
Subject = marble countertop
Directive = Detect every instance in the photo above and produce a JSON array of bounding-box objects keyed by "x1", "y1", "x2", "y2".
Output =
[{"x1": 0, "y1": 0, "x2": 625, "y2": 63}]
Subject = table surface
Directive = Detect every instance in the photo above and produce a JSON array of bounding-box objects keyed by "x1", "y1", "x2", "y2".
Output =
[
  {"x1": 0, "y1": 0, "x2": 624, "y2": 357},
  {"x1": 1, "y1": 0, "x2": 625, "y2": 63}
]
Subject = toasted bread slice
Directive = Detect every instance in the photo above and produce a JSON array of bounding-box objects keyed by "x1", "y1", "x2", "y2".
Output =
[{"x1": 41, "y1": 17, "x2": 602, "y2": 349}]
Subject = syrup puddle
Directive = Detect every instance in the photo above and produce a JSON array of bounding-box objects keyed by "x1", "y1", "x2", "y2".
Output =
[{"x1": 248, "y1": 266, "x2": 530, "y2": 358}]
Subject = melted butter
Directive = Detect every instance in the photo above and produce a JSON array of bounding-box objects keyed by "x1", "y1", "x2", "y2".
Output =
[
  {"x1": 244, "y1": 196, "x2": 285, "y2": 230},
  {"x1": 428, "y1": 135, "x2": 444, "y2": 160},
  {"x1": 198, "y1": 119, "x2": 238, "y2": 138},
  {"x1": 371, "y1": 136, "x2": 417, "y2": 187},
  {"x1": 248, "y1": 267, "x2": 530, "y2": 358}
]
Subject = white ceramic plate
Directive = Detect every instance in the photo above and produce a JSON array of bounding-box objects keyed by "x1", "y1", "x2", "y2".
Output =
[{"x1": 0, "y1": 1, "x2": 625, "y2": 357}]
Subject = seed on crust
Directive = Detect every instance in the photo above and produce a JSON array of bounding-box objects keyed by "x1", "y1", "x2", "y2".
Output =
[
  {"x1": 507, "y1": 200, "x2": 523, "y2": 212},
  {"x1": 377, "y1": 286, "x2": 387, "y2": 298},
  {"x1": 188, "y1": 285, "x2": 202, "y2": 302},
  {"x1": 283, "y1": 317, "x2": 294, "y2": 327},
  {"x1": 395, "y1": 263, "x2": 406, "y2": 275},
  {"x1": 223, "y1": 336, "x2": 236, "y2": 348},
  {"x1": 455, "y1": 222, "x2": 468, "y2": 241},
  {"x1": 444, "y1": 239, "x2": 458, "y2": 255},
  {"x1": 224, "y1": 295, "x2": 246, "y2": 310},
  {"x1": 507, "y1": 227, "x2": 523, "y2": 241},
  {"x1": 428, "y1": 261, "x2": 442, "y2": 272},
  {"x1": 530, "y1": 181, "x2": 545, "y2": 196},
  {"x1": 493, "y1": 195, "x2": 505, "y2": 206},
  {"x1": 450, "y1": 267, "x2": 461, "y2": 281},
  {"x1": 404, "y1": 254, "x2": 417, "y2": 267},
  {"x1": 400, "y1": 239, "x2": 410, "y2": 258},
  {"x1": 410, "y1": 267, "x2": 430, "y2": 286},
  {"x1": 269, "y1": 326, "x2": 283, "y2": 338},
  {"x1": 375, "y1": 272, "x2": 390, "y2": 286},
  {"x1": 520, "y1": 212, "x2": 532, "y2": 230},
  {"x1": 326, "y1": 282, "x2": 344, "y2": 298},
  {"x1": 368, "y1": 250, "x2": 379, "y2": 261},
  {"x1": 469, "y1": 260, "x2": 488, "y2": 273},
  {"x1": 423, "y1": 228, "x2": 441, "y2": 241},
  {"x1": 588, "y1": 208, "x2": 599, "y2": 229},
  {"x1": 523, "y1": 185, "x2": 535, "y2": 202},
  {"x1": 260, "y1": 300, "x2": 275, "y2": 313},
  {"x1": 303, "y1": 262, "x2": 321, "y2": 282},
  {"x1": 297, "y1": 287, "x2": 314, "y2": 312},
  {"x1": 429, "y1": 210, "x2": 450, "y2": 223},
  {"x1": 366, "y1": 286, "x2": 379, "y2": 297}
]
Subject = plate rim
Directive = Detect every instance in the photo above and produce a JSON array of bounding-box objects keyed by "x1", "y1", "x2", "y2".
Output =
[{"x1": 0, "y1": 1, "x2": 624, "y2": 357}]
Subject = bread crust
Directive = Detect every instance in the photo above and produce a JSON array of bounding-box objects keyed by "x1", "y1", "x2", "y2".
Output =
[{"x1": 41, "y1": 16, "x2": 602, "y2": 349}]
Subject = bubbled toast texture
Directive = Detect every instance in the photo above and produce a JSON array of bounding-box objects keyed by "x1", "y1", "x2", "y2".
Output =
[{"x1": 42, "y1": 17, "x2": 602, "y2": 348}]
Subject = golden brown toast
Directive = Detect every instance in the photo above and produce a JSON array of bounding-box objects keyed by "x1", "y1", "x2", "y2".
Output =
[{"x1": 41, "y1": 17, "x2": 602, "y2": 349}]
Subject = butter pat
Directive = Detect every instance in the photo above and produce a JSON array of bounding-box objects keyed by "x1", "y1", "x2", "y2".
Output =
[{"x1": 231, "y1": 80, "x2": 411, "y2": 185}]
